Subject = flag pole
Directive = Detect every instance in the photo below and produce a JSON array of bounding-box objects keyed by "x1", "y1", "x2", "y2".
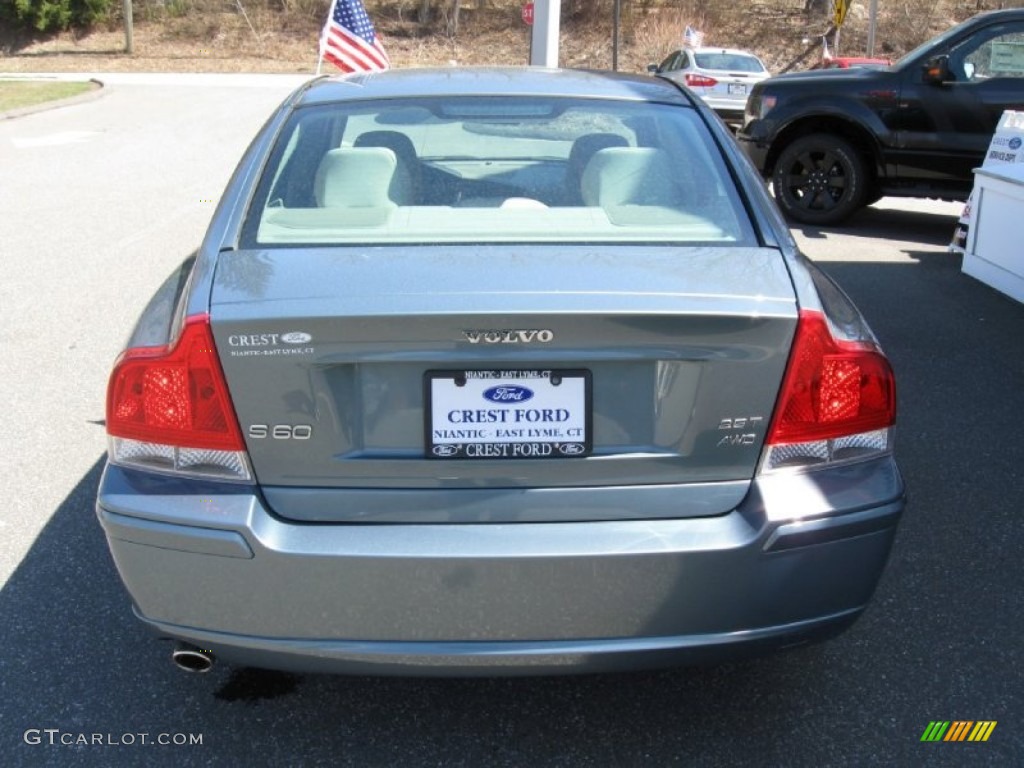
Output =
[{"x1": 317, "y1": 0, "x2": 341, "y2": 75}]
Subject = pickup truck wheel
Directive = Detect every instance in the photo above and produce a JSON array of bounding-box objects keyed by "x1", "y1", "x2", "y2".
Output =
[{"x1": 772, "y1": 134, "x2": 867, "y2": 225}]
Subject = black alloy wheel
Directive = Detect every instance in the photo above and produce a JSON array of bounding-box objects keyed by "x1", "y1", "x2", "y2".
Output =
[{"x1": 772, "y1": 133, "x2": 867, "y2": 226}]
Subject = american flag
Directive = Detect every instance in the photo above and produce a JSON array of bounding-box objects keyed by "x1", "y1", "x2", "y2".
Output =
[
  {"x1": 319, "y1": 0, "x2": 390, "y2": 73},
  {"x1": 683, "y1": 25, "x2": 703, "y2": 49}
]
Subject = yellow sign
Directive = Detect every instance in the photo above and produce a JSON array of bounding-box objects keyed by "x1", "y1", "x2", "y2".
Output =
[{"x1": 833, "y1": 0, "x2": 851, "y2": 27}]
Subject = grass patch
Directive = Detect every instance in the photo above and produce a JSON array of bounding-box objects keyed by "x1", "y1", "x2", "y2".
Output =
[{"x1": 0, "y1": 81, "x2": 96, "y2": 113}]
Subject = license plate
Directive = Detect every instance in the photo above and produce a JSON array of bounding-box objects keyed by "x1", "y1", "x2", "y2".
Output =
[
  {"x1": 728, "y1": 83, "x2": 747, "y2": 95},
  {"x1": 426, "y1": 369, "x2": 591, "y2": 459}
]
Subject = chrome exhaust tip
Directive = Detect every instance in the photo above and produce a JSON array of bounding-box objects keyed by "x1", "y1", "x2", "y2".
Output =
[{"x1": 171, "y1": 643, "x2": 215, "y2": 673}]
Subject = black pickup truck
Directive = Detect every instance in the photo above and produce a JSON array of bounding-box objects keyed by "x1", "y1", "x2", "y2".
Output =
[{"x1": 737, "y1": 9, "x2": 1024, "y2": 225}]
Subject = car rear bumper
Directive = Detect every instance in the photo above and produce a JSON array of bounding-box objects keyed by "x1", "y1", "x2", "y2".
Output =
[
  {"x1": 698, "y1": 97, "x2": 747, "y2": 127},
  {"x1": 96, "y1": 458, "x2": 904, "y2": 676},
  {"x1": 708, "y1": 104, "x2": 746, "y2": 123},
  {"x1": 135, "y1": 608, "x2": 862, "y2": 677}
]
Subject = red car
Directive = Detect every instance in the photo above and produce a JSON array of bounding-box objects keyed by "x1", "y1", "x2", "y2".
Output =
[{"x1": 810, "y1": 56, "x2": 891, "y2": 70}]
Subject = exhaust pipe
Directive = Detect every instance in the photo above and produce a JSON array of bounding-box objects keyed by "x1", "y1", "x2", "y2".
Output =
[{"x1": 172, "y1": 642, "x2": 215, "y2": 673}]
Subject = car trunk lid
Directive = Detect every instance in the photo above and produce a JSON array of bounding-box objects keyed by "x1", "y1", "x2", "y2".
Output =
[{"x1": 210, "y1": 245, "x2": 797, "y2": 522}]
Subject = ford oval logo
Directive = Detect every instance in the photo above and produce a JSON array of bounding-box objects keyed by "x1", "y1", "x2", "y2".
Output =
[
  {"x1": 433, "y1": 445, "x2": 458, "y2": 457},
  {"x1": 1011, "y1": 137, "x2": 1023, "y2": 150},
  {"x1": 558, "y1": 443, "x2": 586, "y2": 456},
  {"x1": 281, "y1": 332, "x2": 312, "y2": 345},
  {"x1": 483, "y1": 385, "x2": 534, "y2": 403}
]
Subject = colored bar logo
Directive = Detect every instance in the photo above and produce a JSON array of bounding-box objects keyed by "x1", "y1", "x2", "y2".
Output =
[{"x1": 921, "y1": 721, "x2": 997, "y2": 742}]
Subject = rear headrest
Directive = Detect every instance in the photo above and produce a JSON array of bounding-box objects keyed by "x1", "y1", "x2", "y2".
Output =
[
  {"x1": 314, "y1": 147, "x2": 398, "y2": 208},
  {"x1": 568, "y1": 134, "x2": 629, "y2": 181},
  {"x1": 354, "y1": 131, "x2": 418, "y2": 164},
  {"x1": 565, "y1": 133, "x2": 630, "y2": 205},
  {"x1": 580, "y1": 147, "x2": 678, "y2": 208},
  {"x1": 353, "y1": 131, "x2": 420, "y2": 205}
]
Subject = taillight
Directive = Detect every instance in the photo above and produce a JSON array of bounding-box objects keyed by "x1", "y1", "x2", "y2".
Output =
[
  {"x1": 685, "y1": 73, "x2": 718, "y2": 88},
  {"x1": 106, "y1": 314, "x2": 252, "y2": 482},
  {"x1": 760, "y1": 310, "x2": 895, "y2": 473},
  {"x1": 749, "y1": 93, "x2": 777, "y2": 120}
]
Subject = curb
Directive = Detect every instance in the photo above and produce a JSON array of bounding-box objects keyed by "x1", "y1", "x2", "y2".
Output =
[{"x1": 0, "y1": 77, "x2": 105, "y2": 120}]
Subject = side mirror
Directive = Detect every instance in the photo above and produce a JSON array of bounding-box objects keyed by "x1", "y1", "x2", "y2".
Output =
[
  {"x1": 923, "y1": 55, "x2": 952, "y2": 84},
  {"x1": 647, "y1": 64, "x2": 660, "y2": 74}
]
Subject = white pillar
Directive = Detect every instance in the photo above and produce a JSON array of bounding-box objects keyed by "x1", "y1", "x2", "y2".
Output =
[
  {"x1": 530, "y1": 0, "x2": 561, "y2": 68},
  {"x1": 123, "y1": 0, "x2": 133, "y2": 54}
]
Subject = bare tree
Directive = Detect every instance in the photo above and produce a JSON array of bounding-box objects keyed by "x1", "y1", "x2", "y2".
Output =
[{"x1": 417, "y1": 0, "x2": 471, "y2": 35}]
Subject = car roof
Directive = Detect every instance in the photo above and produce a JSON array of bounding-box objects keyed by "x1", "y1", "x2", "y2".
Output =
[
  {"x1": 684, "y1": 47, "x2": 764, "y2": 59},
  {"x1": 294, "y1": 66, "x2": 694, "y2": 107}
]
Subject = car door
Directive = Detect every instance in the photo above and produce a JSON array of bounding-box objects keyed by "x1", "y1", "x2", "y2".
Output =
[
  {"x1": 895, "y1": 19, "x2": 1024, "y2": 188},
  {"x1": 656, "y1": 50, "x2": 686, "y2": 85}
]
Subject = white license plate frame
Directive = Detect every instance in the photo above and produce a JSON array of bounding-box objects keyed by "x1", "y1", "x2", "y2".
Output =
[{"x1": 425, "y1": 369, "x2": 592, "y2": 459}]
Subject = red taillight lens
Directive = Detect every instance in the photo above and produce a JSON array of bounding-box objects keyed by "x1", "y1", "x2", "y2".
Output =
[
  {"x1": 107, "y1": 315, "x2": 244, "y2": 451},
  {"x1": 685, "y1": 74, "x2": 718, "y2": 88},
  {"x1": 767, "y1": 310, "x2": 896, "y2": 445}
]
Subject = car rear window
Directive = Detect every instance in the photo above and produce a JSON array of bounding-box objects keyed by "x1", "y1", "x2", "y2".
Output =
[
  {"x1": 693, "y1": 53, "x2": 765, "y2": 73},
  {"x1": 242, "y1": 96, "x2": 756, "y2": 247}
]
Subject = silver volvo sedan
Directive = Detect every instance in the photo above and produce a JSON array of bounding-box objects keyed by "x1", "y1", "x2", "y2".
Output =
[{"x1": 96, "y1": 67, "x2": 904, "y2": 677}]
